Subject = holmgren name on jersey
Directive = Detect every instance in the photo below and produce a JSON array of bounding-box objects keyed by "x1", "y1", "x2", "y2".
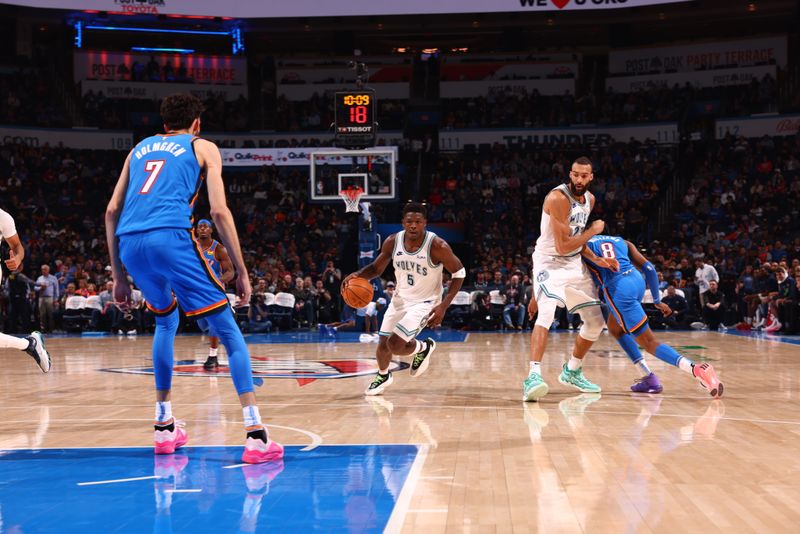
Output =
[{"x1": 133, "y1": 141, "x2": 188, "y2": 160}]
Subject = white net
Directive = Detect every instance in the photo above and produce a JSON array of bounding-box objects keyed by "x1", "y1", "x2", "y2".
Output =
[{"x1": 340, "y1": 187, "x2": 364, "y2": 213}]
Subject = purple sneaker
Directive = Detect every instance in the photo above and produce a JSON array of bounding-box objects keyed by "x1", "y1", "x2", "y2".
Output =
[{"x1": 630, "y1": 373, "x2": 663, "y2": 394}]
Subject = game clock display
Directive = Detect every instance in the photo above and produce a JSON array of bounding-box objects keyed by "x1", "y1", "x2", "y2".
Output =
[{"x1": 335, "y1": 90, "x2": 376, "y2": 135}]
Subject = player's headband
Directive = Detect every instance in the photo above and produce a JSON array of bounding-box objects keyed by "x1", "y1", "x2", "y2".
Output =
[{"x1": 197, "y1": 219, "x2": 213, "y2": 227}]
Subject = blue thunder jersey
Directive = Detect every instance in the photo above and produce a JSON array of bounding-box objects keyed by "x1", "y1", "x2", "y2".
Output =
[
  {"x1": 583, "y1": 235, "x2": 636, "y2": 287},
  {"x1": 203, "y1": 240, "x2": 222, "y2": 278},
  {"x1": 117, "y1": 133, "x2": 202, "y2": 236}
]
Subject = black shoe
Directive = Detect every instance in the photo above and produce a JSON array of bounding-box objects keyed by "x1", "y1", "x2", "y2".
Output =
[
  {"x1": 410, "y1": 337, "x2": 436, "y2": 378},
  {"x1": 203, "y1": 356, "x2": 219, "y2": 371}
]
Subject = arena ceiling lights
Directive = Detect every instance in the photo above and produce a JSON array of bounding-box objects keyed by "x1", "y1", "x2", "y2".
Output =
[{"x1": 5, "y1": 0, "x2": 692, "y2": 18}]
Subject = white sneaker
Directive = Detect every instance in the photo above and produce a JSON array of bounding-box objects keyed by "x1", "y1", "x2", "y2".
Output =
[
  {"x1": 690, "y1": 321, "x2": 706, "y2": 330},
  {"x1": 25, "y1": 331, "x2": 51, "y2": 373},
  {"x1": 127, "y1": 329, "x2": 137, "y2": 336}
]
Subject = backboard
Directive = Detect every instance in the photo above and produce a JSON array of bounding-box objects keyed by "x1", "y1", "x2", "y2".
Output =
[{"x1": 309, "y1": 148, "x2": 396, "y2": 202}]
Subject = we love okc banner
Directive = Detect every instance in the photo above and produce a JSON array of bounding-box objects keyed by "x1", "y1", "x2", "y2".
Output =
[{"x1": 4, "y1": 0, "x2": 691, "y2": 17}]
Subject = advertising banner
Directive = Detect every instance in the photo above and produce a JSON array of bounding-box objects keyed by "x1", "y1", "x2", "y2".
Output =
[
  {"x1": 5, "y1": 0, "x2": 693, "y2": 18},
  {"x1": 0, "y1": 125, "x2": 133, "y2": 150},
  {"x1": 606, "y1": 65, "x2": 776, "y2": 93},
  {"x1": 609, "y1": 36, "x2": 787, "y2": 75},
  {"x1": 441, "y1": 78, "x2": 575, "y2": 98},
  {"x1": 80, "y1": 80, "x2": 247, "y2": 101},
  {"x1": 715, "y1": 114, "x2": 800, "y2": 139},
  {"x1": 439, "y1": 123, "x2": 679, "y2": 151},
  {"x1": 220, "y1": 146, "x2": 398, "y2": 167},
  {"x1": 74, "y1": 51, "x2": 247, "y2": 85}
]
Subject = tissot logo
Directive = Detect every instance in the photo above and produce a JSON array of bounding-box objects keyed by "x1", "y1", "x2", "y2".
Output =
[{"x1": 101, "y1": 357, "x2": 409, "y2": 386}]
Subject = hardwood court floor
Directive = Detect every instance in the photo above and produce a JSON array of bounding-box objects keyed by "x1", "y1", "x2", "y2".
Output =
[{"x1": 2, "y1": 329, "x2": 800, "y2": 533}]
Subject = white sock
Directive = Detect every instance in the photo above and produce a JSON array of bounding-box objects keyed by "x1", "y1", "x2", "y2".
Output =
[
  {"x1": 529, "y1": 361, "x2": 542, "y2": 375},
  {"x1": 0, "y1": 332, "x2": 30, "y2": 351},
  {"x1": 414, "y1": 339, "x2": 426, "y2": 354},
  {"x1": 155, "y1": 401, "x2": 172, "y2": 424},
  {"x1": 378, "y1": 366, "x2": 390, "y2": 375},
  {"x1": 567, "y1": 356, "x2": 583, "y2": 371},
  {"x1": 209, "y1": 347, "x2": 218, "y2": 357},
  {"x1": 677, "y1": 357, "x2": 694, "y2": 374},
  {"x1": 243, "y1": 405, "x2": 263, "y2": 428},
  {"x1": 636, "y1": 360, "x2": 652, "y2": 377}
]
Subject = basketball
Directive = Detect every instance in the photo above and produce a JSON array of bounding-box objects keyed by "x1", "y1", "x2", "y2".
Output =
[{"x1": 342, "y1": 277, "x2": 374, "y2": 308}]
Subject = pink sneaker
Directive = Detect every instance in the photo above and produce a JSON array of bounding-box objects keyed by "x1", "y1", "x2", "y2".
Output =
[
  {"x1": 242, "y1": 428, "x2": 284, "y2": 464},
  {"x1": 692, "y1": 363, "x2": 723, "y2": 398},
  {"x1": 154, "y1": 419, "x2": 189, "y2": 454}
]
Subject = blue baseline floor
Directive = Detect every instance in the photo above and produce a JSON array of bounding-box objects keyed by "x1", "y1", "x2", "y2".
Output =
[{"x1": 0, "y1": 444, "x2": 419, "y2": 533}]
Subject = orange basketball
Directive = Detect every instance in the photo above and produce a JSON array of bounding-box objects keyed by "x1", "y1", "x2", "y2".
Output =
[{"x1": 342, "y1": 277, "x2": 374, "y2": 309}]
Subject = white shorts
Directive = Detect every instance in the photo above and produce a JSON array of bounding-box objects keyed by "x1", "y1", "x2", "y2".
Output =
[
  {"x1": 532, "y1": 252, "x2": 601, "y2": 313},
  {"x1": 379, "y1": 295, "x2": 437, "y2": 342}
]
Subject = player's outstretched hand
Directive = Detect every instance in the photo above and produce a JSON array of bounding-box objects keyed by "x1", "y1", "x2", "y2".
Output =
[
  {"x1": 655, "y1": 302, "x2": 673, "y2": 317},
  {"x1": 113, "y1": 276, "x2": 132, "y2": 312},
  {"x1": 4, "y1": 250, "x2": 21, "y2": 272},
  {"x1": 426, "y1": 303, "x2": 448, "y2": 328},
  {"x1": 528, "y1": 297, "x2": 538, "y2": 320},
  {"x1": 588, "y1": 220, "x2": 605, "y2": 235},
  {"x1": 236, "y1": 273, "x2": 252, "y2": 308}
]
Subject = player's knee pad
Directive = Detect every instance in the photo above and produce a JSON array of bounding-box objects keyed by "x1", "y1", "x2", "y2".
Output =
[
  {"x1": 578, "y1": 305, "x2": 605, "y2": 342},
  {"x1": 534, "y1": 298, "x2": 559, "y2": 329}
]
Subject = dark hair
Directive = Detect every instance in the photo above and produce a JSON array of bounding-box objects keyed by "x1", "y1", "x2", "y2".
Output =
[
  {"x1": 402, "y1": 202, "x2": 427, "y2": 219},
  {"x1": 573, "y1": 156, "x2": 592, "y2": 168},
  {"x1": 160, "y1": 93, "x2": 205, "y2": 131}
]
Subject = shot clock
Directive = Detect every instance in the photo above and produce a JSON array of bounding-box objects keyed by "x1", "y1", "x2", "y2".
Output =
[{"x1": 334, "y1": 89, "x2": 377, "y2": 148}]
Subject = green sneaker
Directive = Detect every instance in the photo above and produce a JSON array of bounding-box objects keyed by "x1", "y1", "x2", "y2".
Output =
[
  {"x1": 558, "y1": 364, "x2": 601, "y2": 393},
  {"x1": 523, "y1": 372, "x2": 549, "y2": 402},
  {"x1": 365, "y1": 372, "x2": 393, "y2": 396}
]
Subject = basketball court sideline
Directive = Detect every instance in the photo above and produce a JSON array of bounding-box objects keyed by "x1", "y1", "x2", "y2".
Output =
[{"x1": 2, "y1": 329, "x2": 799, "y2": 532}]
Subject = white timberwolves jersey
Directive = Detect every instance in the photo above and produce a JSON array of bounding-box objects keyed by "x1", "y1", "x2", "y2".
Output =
[
  {"x1": 0, "y1": 209, "x2": 19, "y2": 285},
  {"x1": 392, "y1": 230, "x2": 443, "y2": 302},
  {"x1": 534, "y1": 183, "x2": 593, "y2": 257}
]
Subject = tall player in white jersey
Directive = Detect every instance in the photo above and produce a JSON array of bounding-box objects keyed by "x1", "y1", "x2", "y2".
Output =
[
  {"x1": 344, "y1": 202, "x2": 465, "y2": 396},
  {"x1": 0, "y1": 208, "x2": 51, "y2": 373},
  {"x1": 523, "y1": 157, "x2": 618, "y2": 401}
]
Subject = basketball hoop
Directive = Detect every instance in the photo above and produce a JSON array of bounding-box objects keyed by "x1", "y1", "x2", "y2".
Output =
[{"x1": 340, "y1": 186, "x2": 364, "y2": 213}]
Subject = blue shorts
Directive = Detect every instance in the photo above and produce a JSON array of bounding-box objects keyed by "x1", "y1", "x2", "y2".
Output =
[
  {"x1": 601, "y1": 271, "x2": 649, "y2": 336},
  {"x1": 119, "y1": 228, "x2": 228, "y2": 319}
]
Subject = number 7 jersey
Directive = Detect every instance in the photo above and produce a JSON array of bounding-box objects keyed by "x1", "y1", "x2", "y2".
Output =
[
  {"x1": 117, "y1": 133, "x2": 203, "y2": 236},
  {"x1": 392, "y1": 230, "x2": 443, "y2": 302}
]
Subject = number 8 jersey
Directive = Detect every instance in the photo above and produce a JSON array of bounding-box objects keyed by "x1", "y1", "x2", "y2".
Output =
[
  {"x1": 584, "y1": 235, "x2": 635, "y2": 287},
  {"x1": 117, "y1": 133, "x2": 203, "y2": 236},
  {"x1": 392, "y1": 230, "x2": 443, "y2": 302}
]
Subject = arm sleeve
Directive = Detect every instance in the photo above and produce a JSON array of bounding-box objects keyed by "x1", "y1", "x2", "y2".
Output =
[{"x1": 642, "y1": 262, "x2": 661, "y2": 304}]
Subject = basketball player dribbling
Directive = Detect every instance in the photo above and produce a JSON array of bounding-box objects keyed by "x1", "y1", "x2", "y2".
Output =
[
  {"x1": 0, "y1": 208, "x2": 51, "y2": 372},
  {"x1": 343, "y1": 202, "x2": 466, "y2": 396},
  {"x1": 105, "y1": 93, "x2": 282, "y2": 463},
  {"x1": 194, "y1": 218, "x2": 234, "y2": 371},
  {"x1": 523, "y1": 156, "x2": 618, "y2": 402}
]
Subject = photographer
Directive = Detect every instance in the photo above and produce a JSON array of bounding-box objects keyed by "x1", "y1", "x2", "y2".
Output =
[{"x1": 241, "y1": 293, "x2": 272, "y2": 334}]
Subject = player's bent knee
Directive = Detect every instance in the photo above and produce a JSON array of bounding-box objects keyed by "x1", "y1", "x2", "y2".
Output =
[
  {"x1": 155, "y1": 309, "x2": 179, "y2": 331},
  {"x1": 578, "y1": 306, "x2": 605, "y2": 342},
  {"x1": 534, "y1": 298, "x2": 559, "y2": 329}
]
